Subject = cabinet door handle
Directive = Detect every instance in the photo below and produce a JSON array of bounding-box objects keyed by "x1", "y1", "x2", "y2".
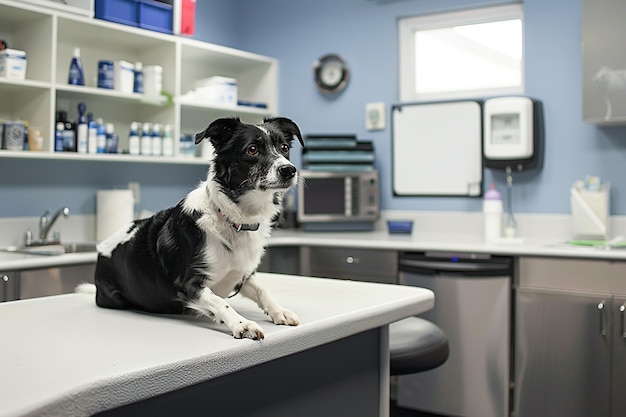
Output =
[
  {"x1": 620, "y1": 304, "x2": 626, "y2": 339},
  {"x1": 598, "y1": 302, "x2": 607, "y2": 336}
]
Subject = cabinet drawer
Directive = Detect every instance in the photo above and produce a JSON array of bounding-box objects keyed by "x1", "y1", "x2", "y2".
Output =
[
  {"x1": 302, "y1": 247, "x2": 398, "y2": 284},
  {"x1": 518, "y1": 257, "x2": 626, "y2": 295}
]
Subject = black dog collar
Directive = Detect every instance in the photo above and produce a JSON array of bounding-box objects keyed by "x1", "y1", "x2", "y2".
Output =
[{"x1": 217, "y1": 209, "x2": 260, "y2": 232}]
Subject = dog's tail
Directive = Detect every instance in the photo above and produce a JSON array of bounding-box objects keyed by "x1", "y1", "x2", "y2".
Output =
[{"x1": 75, "y1": 283, "x2": 96, "y2": 294}]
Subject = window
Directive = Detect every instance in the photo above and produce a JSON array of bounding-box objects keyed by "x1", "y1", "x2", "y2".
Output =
[{"x1": 399, "y1": 4, "x2": 523, "y2": 102}]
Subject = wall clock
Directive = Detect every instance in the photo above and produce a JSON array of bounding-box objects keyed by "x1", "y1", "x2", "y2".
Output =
[{"x1": 313, "y1": 54, "x2": 350, "y2": 94}]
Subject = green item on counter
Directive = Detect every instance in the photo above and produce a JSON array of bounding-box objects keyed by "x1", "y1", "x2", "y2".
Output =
[{"x1": 568, "y1": 239, "x2": 626, "y2": 248}]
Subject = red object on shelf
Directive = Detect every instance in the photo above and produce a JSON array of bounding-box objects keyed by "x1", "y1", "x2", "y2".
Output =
[{"x1": 180, "y1": 0, "x2": 196, "y2": 35}]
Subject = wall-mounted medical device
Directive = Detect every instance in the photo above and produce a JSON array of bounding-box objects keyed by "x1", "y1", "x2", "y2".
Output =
[{"x1": 483, "y1": 96, "x2": 544, "y2": 171}]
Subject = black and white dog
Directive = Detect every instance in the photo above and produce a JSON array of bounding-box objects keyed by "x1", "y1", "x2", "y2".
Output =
[{"x1": 83, "y1": 117, "x2": 303, "y2": 340}]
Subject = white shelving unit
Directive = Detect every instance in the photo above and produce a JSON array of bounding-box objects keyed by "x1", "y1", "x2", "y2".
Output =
[{"x1": 0, "y1": 0, "x2": 277, "y2": 164}]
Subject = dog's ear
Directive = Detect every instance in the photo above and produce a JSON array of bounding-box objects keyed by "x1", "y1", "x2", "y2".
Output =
[
  {"x1": 264, "y1": 117, "x2": 304, "y2": 147},
  {"x1": 194, "y1": 117, "x2": 241, "y2": 145}
]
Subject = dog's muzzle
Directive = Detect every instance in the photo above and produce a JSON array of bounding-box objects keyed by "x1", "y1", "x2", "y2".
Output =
[{"x1": 278, "y1": 164, "x2": 297, "y2": 180}]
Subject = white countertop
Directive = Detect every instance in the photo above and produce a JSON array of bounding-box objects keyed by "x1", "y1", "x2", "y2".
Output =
[
  {"x1": 0, "y1": 250, "x2": 96, "y2": 271},
  {"x1": 1, "y1": 228, "x2": 626, "y2": 272},
  {"x1": 0, "y1": 272, "x2": 433, "y2": 417},
  {"x1": 267, "y1": 229, "x2": 626, "y2": 261}
]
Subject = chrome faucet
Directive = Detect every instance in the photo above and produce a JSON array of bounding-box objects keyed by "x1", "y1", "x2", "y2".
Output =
[{"x1": 35, "y1": 207, "x2": 70, "y2": 245}]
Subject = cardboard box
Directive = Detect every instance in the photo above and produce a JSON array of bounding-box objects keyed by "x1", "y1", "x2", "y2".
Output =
[{"x1": 0, "y1": 49, "x2": 27, "y2": 80}]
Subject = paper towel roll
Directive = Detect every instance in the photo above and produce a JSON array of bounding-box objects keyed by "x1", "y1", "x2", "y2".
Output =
[{"x1": 97, "y1": 189, "x2": 134, "y2": 242}]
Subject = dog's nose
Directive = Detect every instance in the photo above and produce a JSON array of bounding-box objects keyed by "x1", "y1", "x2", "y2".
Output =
[{"x1": 278, "y1": 164, "x2": 297, "y2": 179}]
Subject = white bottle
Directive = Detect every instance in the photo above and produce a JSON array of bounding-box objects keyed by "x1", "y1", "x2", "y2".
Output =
[
  {"x1": 76, "y1": 121, "x2": 88, "y2": 153},
  {"x1": 483, "y1": 183, "x2": 503, "y2": 242},
  {"x1": 128, "y1": 122, "x2": 140, "y2": 156},
  {"x1": 151, "y1": 123, "x2": 162, "y2": 156},
  {"x1": 141, "y1": 122, "x2": 152, "y2": 156},
  {"x1": 88, "y1": 120, "x2": 98, "y2": 154},
  {"x1": 162, "y1": 124, "x2": 174, "y2": 157}
]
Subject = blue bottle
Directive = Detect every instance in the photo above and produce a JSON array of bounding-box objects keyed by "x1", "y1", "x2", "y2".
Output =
[
  {"x1": 134, "y1": 62, "x2": 144, "y2": 94},
  {"x1": 68, "y1": 47, "x2": 85, "y2": 86},
  {"x1": 96, "y1": 118, "x2": 106, "y2": 154},
  {"x1": 76, "y1": 102, "x2": 88, "y2": 153},
  {"x1": 55, "y1": 122, "x2": 64, "y2": 152}
]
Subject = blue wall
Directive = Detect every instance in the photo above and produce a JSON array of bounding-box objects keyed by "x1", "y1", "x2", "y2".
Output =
[
  {"x1": 196, "y1": 0, "x2": 626, "y2": 215},
  {"x1": 2, "y1": 0, "x2": 625, "y2": 218}
]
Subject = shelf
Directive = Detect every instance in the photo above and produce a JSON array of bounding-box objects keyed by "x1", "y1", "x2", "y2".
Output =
[
  {"x1": 0, "y1": 0, "x2": 277, "y2": 164},
  {"x1": 179, "y1": 100, "x2": 270, "y2": 116},
  {"x1": 0, "y1": 78, "x2": 51, "y2": 92},
  {"x1": 55, "y1": 84, "x2": 167, "y2": 106},
  {"x1": 0, "y1": 150, "x2": 209, "y2": 165}
]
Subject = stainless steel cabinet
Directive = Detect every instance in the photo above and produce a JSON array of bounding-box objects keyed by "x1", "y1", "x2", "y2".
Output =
[
  {"x1": 300, "y1": 246, "x2": 398, "y2": 284},
  {"x1": 0, "y1": 264, "x2": 95, "y2": 302},
  {"x1": 1, "y1": 272, "x2": 18, "y2": 301},
  {"x1": 515, "y1": 257, "x2": 626, "y2": 417},
  {"x1": 397, "y1": 253, "x2": 512, "y2": 417}
]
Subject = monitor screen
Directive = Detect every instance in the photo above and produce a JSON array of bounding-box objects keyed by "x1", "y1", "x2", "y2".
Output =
[{"x1": 303, "y1": 177, "x2": 345, "y2": 215}]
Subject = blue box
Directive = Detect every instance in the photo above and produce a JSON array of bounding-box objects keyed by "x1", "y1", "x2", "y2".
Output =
[
  {"x1": 387, "y1": 220, "x2": 414, "y2": 234},
  {"x1": 95, "y1": 0, "x2": 138, "y2": 27},
  {"x1": 138, "y1": 0, "x2": 173, "y2": 34}
]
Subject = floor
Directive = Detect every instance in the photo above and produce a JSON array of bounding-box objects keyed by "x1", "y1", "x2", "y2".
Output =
[{"x1": 389, "y1": 400, "x2": 444, "y2": 417}]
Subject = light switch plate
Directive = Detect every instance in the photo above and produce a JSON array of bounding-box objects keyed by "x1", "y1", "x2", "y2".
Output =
[{"x1": 365, "y1": 102, "x2": 385, "y2": 130}]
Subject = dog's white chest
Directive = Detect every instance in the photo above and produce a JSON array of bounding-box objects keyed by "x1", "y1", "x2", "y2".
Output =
[{"x1": 202, "y1": 229, "x2": 266, "y2": 283}]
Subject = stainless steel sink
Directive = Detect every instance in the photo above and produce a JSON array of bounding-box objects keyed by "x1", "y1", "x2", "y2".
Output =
[
  {"x1": 2, "y1": 242, "x2": 98, "y2": 256},
  {"x1": 62, "y1": 242, "x2": 98, "y2": 253}
]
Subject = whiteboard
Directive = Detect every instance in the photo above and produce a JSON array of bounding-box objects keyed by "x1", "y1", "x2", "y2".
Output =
[{"x1": 392, "y1": 100, "x2": 482, "y2": 196}]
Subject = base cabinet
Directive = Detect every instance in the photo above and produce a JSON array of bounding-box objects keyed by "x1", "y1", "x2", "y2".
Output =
[
  {"x1": 515, "y1": 257, "x2": 626, "y2": 417},
  {"x1": 0, "y1": 264, "x2": 95, "y2": 302}
]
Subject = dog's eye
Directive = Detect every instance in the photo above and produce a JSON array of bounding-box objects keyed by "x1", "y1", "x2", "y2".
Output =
[
  {"x1": 280, "y1": 144, "x2": 290, "y2": 154},
  {"x1": 247, "y1": 145, "x2": 259, "y2": 156}
]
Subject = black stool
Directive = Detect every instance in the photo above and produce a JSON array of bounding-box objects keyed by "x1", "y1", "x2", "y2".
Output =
[{"x1": 389, "y1": 316, "x2": 449, "y2": 375}]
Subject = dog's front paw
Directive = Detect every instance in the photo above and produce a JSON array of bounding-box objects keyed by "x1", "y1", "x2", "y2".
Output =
[
  {"x1": 231, "y1": 319, "x2": 265, "y2": 340},
  {"x1": 269, "y1": 308, "x2": 299, "y2": 326}
]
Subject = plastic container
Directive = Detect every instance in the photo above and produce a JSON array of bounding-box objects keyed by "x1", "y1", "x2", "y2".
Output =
[
  {"x1": 28, "y1": 125, "x2": 44, "y2": 151},
  {"x1": 2, "y1": 120, "x2": 25, "y2": 150},
  {"x1": 138, "y1": 0, "x2": 173, "y2": 34},
  {"x1": 483, "y1": 183, "x2": 503, "y2": 242},
  {"x1": 95, "y1": 0, "x2": 138, "y2": 27},
  {"x1": 0, "y1": 48, "x2": 27, "y2": 80},
  {"x1": 88, "y1": 120, "x2": 98, "y2": 154},
  {"x1": 143, "y1": 65, "x2": 162, "y2": 98},
  {"x1": 133, "y1": 61, "x2": 143, "y2": 94},
  {"x1": 151, "y1": 123, "x2": 162, "y2": 156},
  {"x1": 128, "y1": 121, "x2": 140, "y2": 155},
  {"x1": 387, "y1": 220, "x2": 414, "y2": 234},
  {"x1": 96, "y1": 118, "x2": 106, "y2": 154},
  {"x1": 97, "y1": 60, "x2": 114, "y2": 89},
  {"x1": 105, "y1": 123, "x2": 118, "y2": 153},
  {"x1": 114, "y1": 60, "x2": 134, "y2": 94},
  {"x1": 162, "y1": 124, "x2": 174, "y2": 157},
  {"x1": 141, "y1": 122, "x2": 152, "y2": 156},
  {"x1": 55, "y1": 122, "x2": 64, "y2": 152},
  {"x1": 57, "y1": 110, "x2": 75, "y2": 151},
  {"x1": 76, "y1": 102, "x2": 88, "y2": 153},
  {"x1": 68, "y1": 47, "x2": 84, "y2": 86},
  {"x1": 195, "y1": 76, "x2": 237, "y2": 106}
]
